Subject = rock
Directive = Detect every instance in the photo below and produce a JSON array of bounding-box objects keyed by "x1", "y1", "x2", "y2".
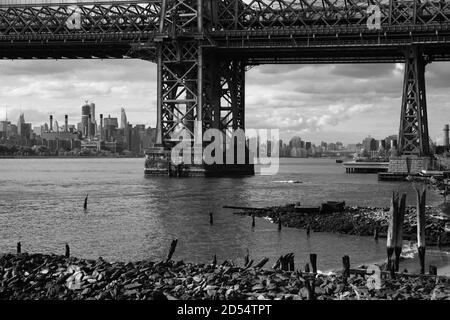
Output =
[{"x1": 124, "y1": 283, "x2": 142, "y2": 290}]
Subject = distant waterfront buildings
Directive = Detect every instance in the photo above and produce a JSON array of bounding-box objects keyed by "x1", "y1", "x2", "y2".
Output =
[{"x1": 0, "y1": 106, "x2": 157, "y2": 156}]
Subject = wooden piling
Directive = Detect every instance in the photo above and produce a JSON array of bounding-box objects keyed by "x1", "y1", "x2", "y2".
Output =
[
  {"x1": 278, "y1": 214, "x2": 282, "y2": 231},
  {"x1": 289, "y1": 255, "x2": 295, "y2": 271},
  {"x1": 342, "y1": 255, "x2": 350, "y2": 283},
  {"x1": 244, "y1": 250, "x2": 249, "y2": 267},
  {"x1": 429, "y1": 265, "x2": 437, "y2": 276},
  {"x1": 251, "y1": 214, "x2": 255, "y2": 228},
  {"x1": 416, "y1": 187, "x2": 426, "y2": 275},
  {"x1": 212, "y1": 254, "x2": 217, "y2": 266},
  {"x1": 166, "y1": 239, "x2": 178, "y2": 263},
  {"x1": 310, "y1": 253, "x2": 317, "y2": 273},
  {"x1": 84, "y1": 194, "x2": 88, "y2": 210},
  {"x1": 373, "y1": 226, "x2": 379, "y2": 241},
  {"x1": 306, "y1": 224, "x2": 311, "y2": 237},
  {"x1": 387, "y1": 191, "x2": 398, "y2": 277},
  {"x1": 394, "y1": 193, "x2": 406, "y2": 272},
  {"x1": 209, "y1": 212, "x2": 213, "y2": 225},
  {"x1": 254, "y1": 257, "x2": 269, "y2": 269},
  {"x1": 305, "y1": 280, "x2": 315, "y2": 300},
  {"x1": 65, "y1": 243, "x2": 70, "y2": 258},
  {"x1": 16, "y1": 242, "x2": 21, "y2": 254},
  {"x1": 304, "y1": 263, "x2": 310, "y2": 273}
]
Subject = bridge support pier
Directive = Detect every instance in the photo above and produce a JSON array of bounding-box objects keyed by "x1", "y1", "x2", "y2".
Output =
[
  {"x1": 389, "y1": 45, "x2": 432, "y2": 175},
  {"x1": 148, "y1": 39, "x2": 252, "y2": 176}
]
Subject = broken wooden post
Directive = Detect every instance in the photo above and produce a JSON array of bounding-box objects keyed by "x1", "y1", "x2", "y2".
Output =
[
  {"x1": 394, "y1": 193, "x2": 406, "y2": 272},
  {"x1": 305, "y1": 279, "x2": 315, "y2": 300},
  {"x1": 289, "y1": 254, "x2": 295, "y2": 271},
  {"x1": 429, "y1": 265, "x2": 437, "y2": 276},
  {"x1": 278, "y1": 214, "x2": 282, "y2": 231},
  {"x1": 342, "y1": 255, "x2": 350, "y2": 284},
  {"x1": 65, "y1": 243, "x2": 70, "y2": 258},
  {"x1": 84, "y1": 194, "x2": 88, "y2": 210},
  {"x1": 244, "y1": 250, "x2": 249, "y2": 267},
  {"x1": 310, "y1": 253, "x2": 317, "y2": 273},
  {"x1": 416, "y1": 187, "x2": 426, "y2": 275},
  {"x1": 387, "y1": 191, "x2": 398, "y2": 278},
  {"x1": 209, "y1": 212, "x2": 213, "y2": 225},
  {"x1": 16, "y1": 242, "x2": 21, "y2": 254},
  {"x1": 273, "y1": 256, "x2": 282, "y2": 269},
  {"x1": 251, "y1": 214, "x2": 255, "y2": 228},
  {"x1": 212, "y1": 254, "x2": 217, "y2": 266},
  {"x1": 254, "y1": 257, "x2": 269, "y2": 269},
  {"x1": 306, "y1": 223, "x2": 311, "y2": 237},
  {"x1": 373, "y1": 226, "x2": 379, "y2": 241},
  {"x1": 166, "y1": 239, "x2": 178, "y2": 263},
  {"x1": 304, "y1": 263, "x2": 310, "y2": 273},
  {"x1": 281, "y1": 254, "x2": 289, "y2": 271}
]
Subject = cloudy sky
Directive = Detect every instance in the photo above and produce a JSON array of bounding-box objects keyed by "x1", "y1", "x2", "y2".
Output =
[{"x1": 1, "y1": 59, "x2": 450, "y2": 145}]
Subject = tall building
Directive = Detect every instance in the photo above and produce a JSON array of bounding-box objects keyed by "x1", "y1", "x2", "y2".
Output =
[
  {"x1": 120, "y1": 108, "x2": 127, "y2": 129},
  {"x1": 17, "y1": 113, "x2": 25, "y2": 136},
  {"x1": 444, "y1": 124, "x2": 449, "y2": 147},
  {"x1": 362, "y1": 136, "x2": 376, "y2": 152},
  {"x1": 104, "y1": 115, "x2": 118, "y2": 142},
  {"x1": 81, "y1": 103, "x2": 91, "y2": 138}
]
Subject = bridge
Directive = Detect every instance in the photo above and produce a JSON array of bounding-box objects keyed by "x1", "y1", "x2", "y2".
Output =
[{"x1": 2, "y1": 0, "x2": 450, "y2": 174}]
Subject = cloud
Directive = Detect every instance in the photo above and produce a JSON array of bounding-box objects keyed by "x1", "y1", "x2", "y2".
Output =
[{"x1": 1, "y1": 58, "x2": 450, "y2": 145}]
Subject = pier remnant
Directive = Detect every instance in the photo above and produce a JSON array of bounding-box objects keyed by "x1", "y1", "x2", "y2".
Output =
[
  {"x1": 342, "y1": 255, "x2": 350, "y2": 284},
  {"x1": 209, "y1": 212, "x2": 213, "y2": 225},
  {"x1": 278, "y1": 213, "x2": 282, "y2": 231},
  {"x1": 16, "y1": 242, "x2": 21, "y2": 254},
  {"x1": 254, "y1": 257, "x2": 269, "y2": 269},
  {"x1": 429, "y1": 265, "x2": 437, "y2": 276},
  {"x1": 251, "y1": 214, "x2": 255, "y2": 228},
  {"x1": 395, "y1": 193, "x2": 406, "y2": 272},
  {"x1": 84, "y1": 195, "x2": 88, "y2": 210},
  {"x1": 374, "y1": 227, "x2": 379, "y2": 241},
  {"x1": 387, "y1": 191, "x2": 406, "y2": 277},
  {"x1": 310, "y1": 254, "x2": 317, "y2": 273},
  {"x1": 212, "y1": 254, "x2": 217, "y2": 266},
  {"x1": 416, "y1": 187, "x2": 427, "y2": 274},
  {"x1": 166, "y1": 239, "x2": 178, "y2": 263},
  {"x1": 65, "y1": 243, "x2": 70, "y2": 258},
  {"x1": 304, "y1": 263, "x2": 310, "y2": 273}
]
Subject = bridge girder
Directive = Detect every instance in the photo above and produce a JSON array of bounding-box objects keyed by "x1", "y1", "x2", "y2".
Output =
[{"x1": 0, "y1": 0, "x2": 448, "y2": 158}]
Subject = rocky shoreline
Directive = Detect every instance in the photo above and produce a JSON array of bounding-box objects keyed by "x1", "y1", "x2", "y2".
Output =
[
  {"x1": 1, "y1": 253, "x2": 449, "y2": 300},
  {"x1": 233, "y1": 204, "x2": 450, "y2": 246}
]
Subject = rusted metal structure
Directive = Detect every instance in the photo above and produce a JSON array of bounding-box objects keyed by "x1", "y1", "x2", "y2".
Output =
[{"x1": 2, "y1": 0, "x2": 450, "y2": 174}]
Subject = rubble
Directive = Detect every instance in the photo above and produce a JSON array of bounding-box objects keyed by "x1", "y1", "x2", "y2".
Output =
[
  {"x1": 234, "y1": 205, "x2": 450, "y2": 246},
  {"x1": 0, "y1": 253, "x2": 448, "y2": 300}
]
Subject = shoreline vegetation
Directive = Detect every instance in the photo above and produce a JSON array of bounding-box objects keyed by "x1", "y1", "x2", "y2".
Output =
[
  {"x1": 0, "y1": 252, "x2": 449, "y2": 300},
  {"x1": 232, "y1": 204, "x2": 450, "y2": 246}
]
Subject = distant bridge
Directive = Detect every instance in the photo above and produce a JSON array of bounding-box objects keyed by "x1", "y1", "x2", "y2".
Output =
[{"x1": 1, "y1": 0, "x2": 449, "y2": 163}]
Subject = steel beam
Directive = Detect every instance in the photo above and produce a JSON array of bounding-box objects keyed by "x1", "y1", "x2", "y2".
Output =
[{"x1": 397, "y1": 45, "x2": 430, "y2": 156}]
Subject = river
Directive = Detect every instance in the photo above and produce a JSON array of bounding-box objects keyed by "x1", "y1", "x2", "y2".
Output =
[{"x1": 0, "y1": 157, "x2": 448, "y2": 273}]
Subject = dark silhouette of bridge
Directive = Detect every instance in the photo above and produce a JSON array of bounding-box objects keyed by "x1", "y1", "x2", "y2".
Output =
[{"x1": 2, "y1": 0, "x2": 450, "y2": 170}]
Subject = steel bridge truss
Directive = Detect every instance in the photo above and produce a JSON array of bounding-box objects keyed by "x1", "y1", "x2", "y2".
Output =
[
  {"x1": 398, "y1": 45, "x2": 430, "y2": 156},
  {"x1": 2, "y1": 0, "x2": 448, "y2": 158}
]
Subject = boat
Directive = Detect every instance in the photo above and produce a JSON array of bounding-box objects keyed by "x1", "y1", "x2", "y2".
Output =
[{"x1": 335, "y1": 159, "x2": 343, "y2": 163}]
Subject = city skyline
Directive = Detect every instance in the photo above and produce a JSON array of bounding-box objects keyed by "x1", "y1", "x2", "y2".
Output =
[{"x1": 1, "y1": 60, "x2": 450, "y2": 145}]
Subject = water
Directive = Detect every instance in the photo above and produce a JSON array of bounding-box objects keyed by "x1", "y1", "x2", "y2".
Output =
[{"x1": 0, "y1": 157, "x2": 445, "y2": 272}]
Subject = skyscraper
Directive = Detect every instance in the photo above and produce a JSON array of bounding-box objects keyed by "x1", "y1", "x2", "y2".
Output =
[
  {"x1": 17, "y1": 113, "x2": 25, "y2": 136},
  {"x1": 120, "y1": 108, "x2": 127, "y2": 129},
  {"x1": 81, "y1": 103, "x2": 90, "y2": 138}
]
